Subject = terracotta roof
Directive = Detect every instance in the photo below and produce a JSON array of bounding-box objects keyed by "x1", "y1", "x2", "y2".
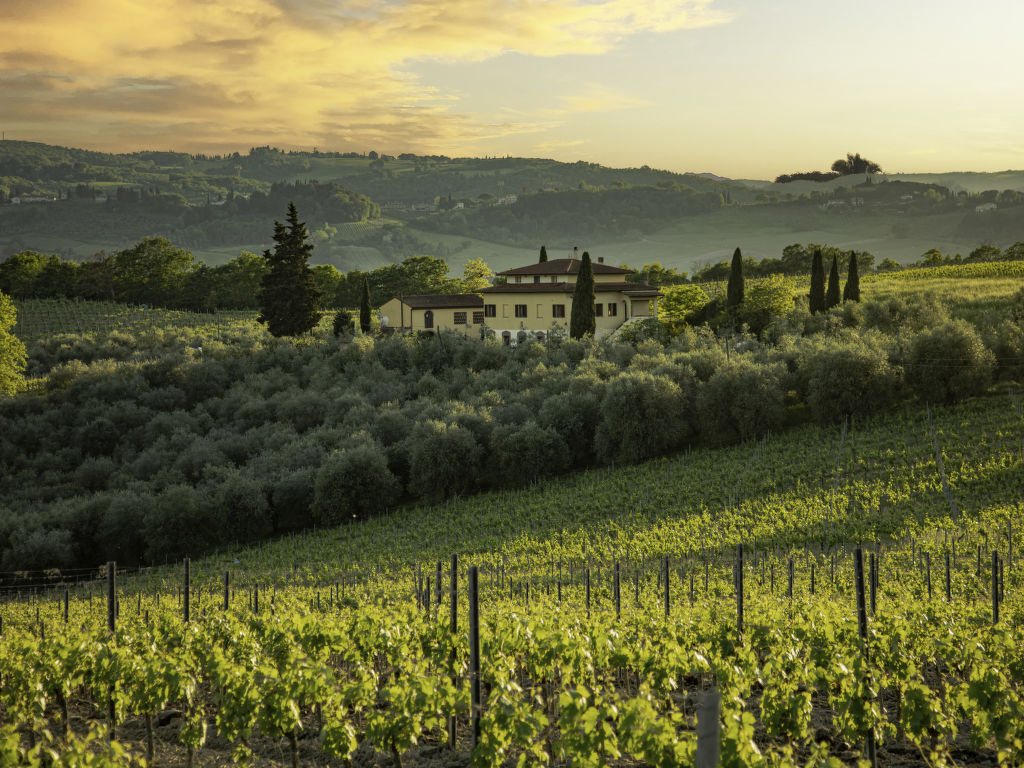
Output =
[
  {"x1": 481, "y1": 281, "x2": 661, "y2": 296},
  {"x1": 398, "y1": 294, "x2": 483, "y2": 308},
  {"x1": 481, "y1": 283, "x2": 574, "y2": 294},
  {"x1": 497, "y1": 258, "x2": 632, "y2": 277}
]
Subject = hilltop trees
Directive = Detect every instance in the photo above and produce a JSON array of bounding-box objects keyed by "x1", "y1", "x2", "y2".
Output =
[
  {"x1": 258, "y1": 203, "x2": 322, "y2": 337},
  {"x1": 831, "y1": 152, "x2": 883, "y2": 175},
  {"x1": 809, "y1": 249, "x2": 826, "y2": 314},
  {"x1": 569, "y1": 251, "x2": 596, "y2": 339},
  {"x1": 843, "y1": 252, "x2": 861, "y2": 302},
  {"x1": 825, "y1": 255, "x2": 841, "y2": 309}
]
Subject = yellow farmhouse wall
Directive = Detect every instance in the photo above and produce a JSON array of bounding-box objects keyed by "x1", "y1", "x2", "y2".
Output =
[
  {"x1": 379, "y1": 299, "x2": 481, "y2": 336},
  {"x1": 482, "y1": 290, "x2": 656, "y2": 334}
]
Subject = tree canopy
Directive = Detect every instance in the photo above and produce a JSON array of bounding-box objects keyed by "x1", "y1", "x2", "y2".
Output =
[
  {"x1": 830, "y1": 152, "x2": 883, "y2": 175},
  {"x1": 257, "y1": 202, "x2": 322, "y2": 336},
  {"x1": 569, "y1": 251, "x2": 596, "y2": 339},
  {"x1": 0, "y1": 291, "x2": 27, "y2": 396}
]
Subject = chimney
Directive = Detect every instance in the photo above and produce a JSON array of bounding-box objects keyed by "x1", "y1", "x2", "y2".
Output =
[
  {"x1": 572, "y1": 246, "x2": 579, "y2": 261},
  {"x1": 597, "y1": 257, "x2": 604, "y2": 263}
]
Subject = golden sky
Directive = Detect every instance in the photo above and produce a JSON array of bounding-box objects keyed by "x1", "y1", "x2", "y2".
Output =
[{"x1": 1, "y1": 0, "x2": 1021, "y2": 177}]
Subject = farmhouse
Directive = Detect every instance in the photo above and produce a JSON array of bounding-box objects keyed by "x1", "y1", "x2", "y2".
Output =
[{"x1": 378, "y1": 254, "x2": 661, "y2": 343}]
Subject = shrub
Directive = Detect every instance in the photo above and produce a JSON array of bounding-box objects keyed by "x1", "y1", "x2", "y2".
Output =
[
  {"x1": 407, "y1": 420, "x2": 482, "y2": 500},
  {"x1": 740, "y1": 275, "x2": 794, "y2": 335},
  {"x1": 213, "y1": 469, "x2": 272, "y2": 543},
  {"x1": 796, "y1": 335, "x2": 901, "y2": 424},
  {"x1": 595, "y1": 372, "x2": 690, "y2": 464},
  {"x1": 906, "y1": 320, "x2": 995, "y2": 403},
  {"x1": 312, "y1": 443, "x2": 399, "y2": 524},
  {"x1": 489, "y1": 420, "x2": 568, "y2": 486},
  {"x1": 696, "y1": 360, "x2": 786, "y2": 445}
]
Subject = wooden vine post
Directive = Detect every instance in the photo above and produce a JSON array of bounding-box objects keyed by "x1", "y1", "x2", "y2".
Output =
[
  {"x1": 854, "y1": 548, "x2": 877, "y2": 768},
  {"x1": 735, "y1": 543, "x2": 744, "y2": 638},
  {"x1": 183, "y1": 557, "x2": 190, "y2": 624},
  {"x1": 448, "y1": 554, "x2": 458, "y2": 750},
  {"x1": 468, "y1": 565, "x2": 481, "y2": 751},
  {"x1": 106, "y1": 560, "x2": 116, "y2": 741}
]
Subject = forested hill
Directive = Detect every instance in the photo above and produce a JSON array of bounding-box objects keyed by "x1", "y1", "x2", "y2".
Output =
[{"x1": 3, "y1": 140, "x2": 1024, "y2": 274}]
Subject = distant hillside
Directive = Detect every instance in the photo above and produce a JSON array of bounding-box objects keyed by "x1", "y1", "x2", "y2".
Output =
[{"x1": 1, "y1": 140, "x2": 1023, "y2": 274}]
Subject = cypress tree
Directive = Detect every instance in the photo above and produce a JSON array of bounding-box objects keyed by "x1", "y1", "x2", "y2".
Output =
[
  {"x1": 257, "y1": 202, "x2": 321, "y2": 336},
  {"x1": 726, "y1": 247, "x2": 744, "y2": 310},
  {"x1": 539, "y1": 245, "x2": 548, "y2": 263},
  {"x1": 809, "y1": 249, "x2": 826, "y2": 314},
  {"x1": 825, "y1": 255, "x2": 840, "y2": 309},
  {"x1": 843, "y1": 252, "x2": 861, "y2": 302},
  {"x1": 359, "y1": 277, "x2": 372, "y2": 333},
  {"x1": 569, "y1": 251, "x2": 596, "y2": 339}
]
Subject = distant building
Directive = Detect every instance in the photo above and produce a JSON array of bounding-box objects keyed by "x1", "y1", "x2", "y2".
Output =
[
  {"x1": 975, "y1": 202, "x2": 997, "y2": 213},
  {"x1": 378, "y1": 255, "x2": 661, "y2": 344},
  {"x1": 495, "y1": 194, "x2": 518, "y2": 206}
]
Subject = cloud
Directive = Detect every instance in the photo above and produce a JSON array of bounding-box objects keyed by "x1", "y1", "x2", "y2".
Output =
[
  {"x1": 0, "y1": 0, "x2": 730, "y2": 153},
  {"x1": 558, "y1": 84, "x2": 652, "y2": 114}
]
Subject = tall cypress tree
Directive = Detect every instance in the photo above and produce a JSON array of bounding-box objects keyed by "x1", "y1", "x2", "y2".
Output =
[
  {"x1": 258, "y1": 202, "x2": 321, "y2": 336},
  {"x1": 825, "y1": 255, "x2": 840, "y2": 309},
  {"x1": 539, "y1": 245, "x2": 548, "y2": 263},
  {"x1": 809, "y1": 248, "x2": 826, "y2": 314},
  {"x1": 359, "y1": 277, "x2": 372, "y2": 333},
  {"x1": 569, "y1": 251, "x2": 596, "y2": 339},
  {"x1": 843, "y1": 252, "x2": 861, "y2": 302},
  {"x1": 726, "y1": 247, "x2": 744, "y2": 310}
]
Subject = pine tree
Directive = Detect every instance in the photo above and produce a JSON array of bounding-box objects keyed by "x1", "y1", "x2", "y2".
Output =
[
  {"x1": 359, "y1": 277, "x2": 372, "y2": 333},
  {"x1": 825, "y1": 255, "x2": 840, "y2": 309},
  {"x1": 726, "y1": 247, "x2": 744, "y2": 310},
  {"x1": 539, "y1": 245, "x2": 548, "y2": 263},
  {"x1": 809, "y1": 249, "x2": 826, "y2": 314},
  {"x1": 843, "y1": 252, "x2": 861, "y2": 302},
  {"x1": 569, "y1": 251, "x2": 596, "y2": 339},
  {"x1": 258, "y1": 202, "x2": 322, "y2": 336}
]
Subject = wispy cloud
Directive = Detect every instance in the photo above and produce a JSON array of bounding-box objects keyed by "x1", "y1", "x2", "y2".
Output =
[{"x1": 0, "y1": 0, "x2": 730, "y2": 152}]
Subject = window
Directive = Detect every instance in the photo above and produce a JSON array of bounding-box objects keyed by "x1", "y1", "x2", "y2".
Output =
[
  {"x1": 484, "y1": 304, "x2": 496, "y2": 317},
  {"x1": 454, "y1": 312, "x2": 467, "y2": 325},
  {"x1": 502, "y1": 304, "x2": 510, "y2": 318},
  {"x1": 552, "y1": 304, "x2": 565, "y2": 318},
  {"x1": 514, "y1": 304, "x2": 528, "y2": 318},
  {"x1": 472, "y1": 311, "x2": 484, "y2": 324},
  {"x1": 536, "y1": 304, "x2": 544, "y2": 319},
  {"x1": 424, "y1": 310, "x2": 434, "y2": 329},
  {"x1": 534, "y1": 276, "x2": 541, "y2": 283},
  {"x1": 595, "y1": 303, "x2": 603, "y2": 317},
  {"x1": 550, "y1": 276, "x2": 558, "y2": 283},
  {"x1": 515, "y1": 276, "x2": 522, "y2": 283},
  {"x1": 607, "y1": 302, "x2": 617, "y2": 317}
]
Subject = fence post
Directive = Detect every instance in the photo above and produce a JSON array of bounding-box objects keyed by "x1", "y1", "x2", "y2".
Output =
[
  {"x1": 448, "y1": 554, "x2": 458, "y2": 750},
  {"x1": 663, "y1": 555, "x2": 670, "y2": 619},
  {"x1": 854, "y1": 548, "x2": 877, "y2": 768},
  {"x1": 735, "y1": 544, "x2": 743, "y2": 638},
  {"x1": 223, "y1": 571, "x2": 230, "y2": 612},
  {"x1": 694, "y1": 690, "x2": 721, "y2": 768},
  {"x1": 992, "y1": 551, "x2": 999, "y2": 625},
  {"x1": 183, "y1": 557, "x2": 190, "y2": 624},
  {"x1": 468, "y1": 565, "x2": 481, "y2": 751}
]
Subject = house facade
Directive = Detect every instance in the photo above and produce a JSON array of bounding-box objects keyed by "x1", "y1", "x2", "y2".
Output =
[{"x1": 379, "y1": 256, "x2": 661, "y2": 343}]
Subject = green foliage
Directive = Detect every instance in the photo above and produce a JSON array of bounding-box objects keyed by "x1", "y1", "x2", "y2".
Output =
[
  {"x1": 539, "y1": 245, "x2": 548, "y2": 263},
  {"x1": 569, "y1": 252, "x2": 596, "y2": 339},
  {"x1": 332, "y1": 309, "x2": 354, "y2": 337},
  {"x1": 594, "y1": 371, "x2": 690, "y2": 464},
  {"x1": 726, "y1": 247, "x2": 744, "y2": 310},
  {"x1": 795, "y1": 333, "x2": 901, "y2": 424},
  {"x1": 359, "y1": 278, "x2": 372, "y2": 334},
  {"x1": 258, "y1": 203, "x2": 322, "y2": 337},
  {"x1": 657, "y1": 285, "x2": 709, "y2": 334},
  {"x1": 906, "y1": 320, "x2": 995, "y2": 403},
  {"x1": 842, "y1": 252, "x2": 861, "y2": 302},
  {"x1": 0, "y1": 291, "x2": 27, "y2": 396},
  {"x1": 695, "y1": 360, "x2": 786, "y2": 445},
  {"x1": 312, "y1": 443, "x2": 399, "y2": 524},
  {"x1": 739, "y1": 275, "x2": 794, "y2": 335},
  {"x1": 809, "y1": 249, "x2": 826, "y2": 314},
  {"x1": 114, "y1": 237, "x2": 198, "y2": 306},
  {"x1": 825, "y1": 256, "x2": 840, "y2": 309}
]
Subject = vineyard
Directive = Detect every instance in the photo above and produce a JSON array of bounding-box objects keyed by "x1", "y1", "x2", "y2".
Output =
[{"x1": 2, "y1": 393, "x2": 1022, "y2": 766}]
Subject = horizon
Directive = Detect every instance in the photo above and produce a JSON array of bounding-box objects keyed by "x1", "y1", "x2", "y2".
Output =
[
  {"x1": 2, "y1": 136, "x2": 1021, "y2": 184},
  {"x1": 2, "y1": 0, "x2": 1022, "y2": 179}
]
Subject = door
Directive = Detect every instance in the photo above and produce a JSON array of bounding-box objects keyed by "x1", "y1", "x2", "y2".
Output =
[{"x1": 424, "y1": 310, "x2": 434, "y2": 329}]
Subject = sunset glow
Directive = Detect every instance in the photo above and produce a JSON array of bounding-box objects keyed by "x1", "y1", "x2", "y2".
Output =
[{"x1": 1, "y1": 0, "x2": 1021, "y2": 177}]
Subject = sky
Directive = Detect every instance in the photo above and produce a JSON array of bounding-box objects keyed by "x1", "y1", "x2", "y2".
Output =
[{"x1": 1, "y1": 0, "x2": 1022, "y2": 178}]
